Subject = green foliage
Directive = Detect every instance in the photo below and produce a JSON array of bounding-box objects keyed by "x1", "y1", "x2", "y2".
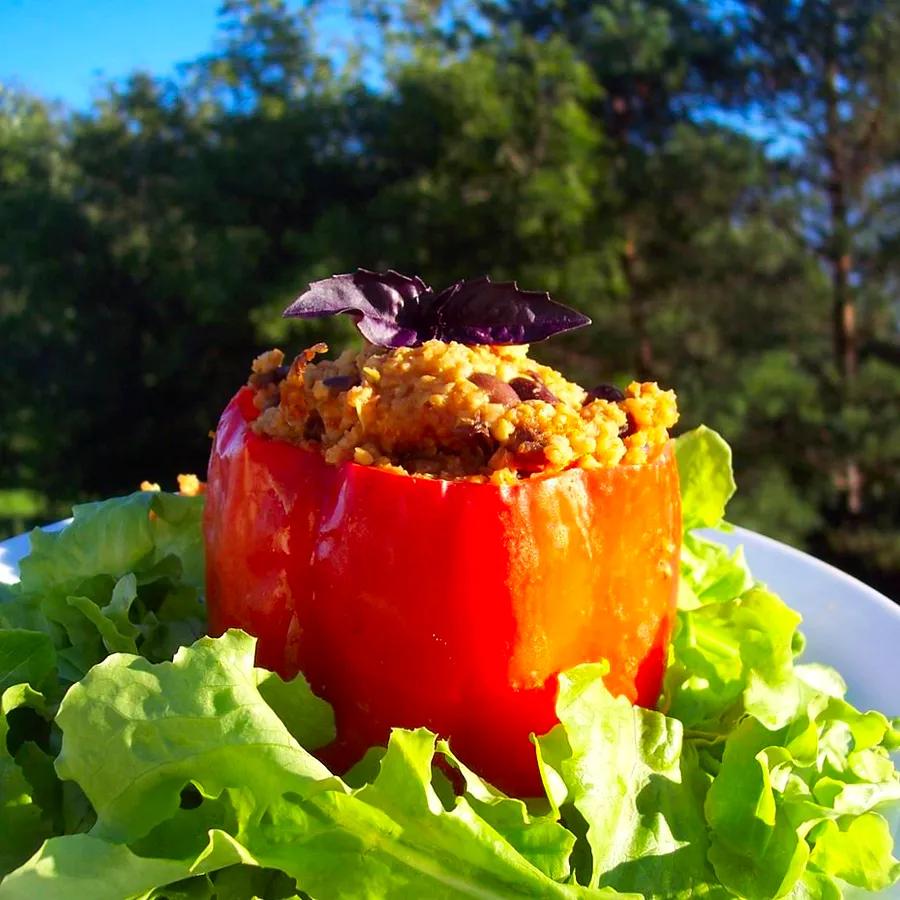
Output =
[{"x1": 0, "y1": 0, "x2": 898, "y2": 593}]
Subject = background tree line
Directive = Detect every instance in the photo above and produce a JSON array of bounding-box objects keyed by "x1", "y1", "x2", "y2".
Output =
[{"x1": 1, "y1": 0, "x2": 898, "y2": 596}]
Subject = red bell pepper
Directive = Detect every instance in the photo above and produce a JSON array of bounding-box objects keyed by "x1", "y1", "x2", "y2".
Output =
[{"x1": 205, "y1": 387, "x2": 681, "y2": 796}]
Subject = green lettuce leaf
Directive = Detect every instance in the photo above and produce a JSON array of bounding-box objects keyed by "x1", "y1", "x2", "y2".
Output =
[
  {"x1": 52, "y1": 630, "x2": 338, "y2": 844},
  {"x1": 674, "y1": 426, "x2": 736, "y2": 532},
  {"x1": 145, "y1": 864, "x2": 303, "y2": 900},
  {"x1": 704, "y1": 701, "x2": 900, "y2": 898},
  {"x1": 435, "y1": 739, "x2": 577, "y2": 882},
  {"x1": 664, "y1": 587, "x2": 803, "y2": 731},
  {"x1": 808, "y1": 814, "x2": 900, "y2": 891},
  {"x1": 674, "y1": 427, "x2": 751, "y2": 610},
  {"x1": 3, "y1": 632, "x2": 620, "y2": 899},
  {"x1": 17, "y1": 492, "x2": 204, "y2": 596},
  {"x1": 0, "y1": 630, "x2": 56, "y2": 695},
  {"x1": 534, "y1": 664, "x2": 723, "y2": 899},
  {"x1": 0, "y1": 683, "x2": 57, "y2": 878},
  {"x1": 254, "y1": 667, "x2": 336, "y2": 752},
  {"x1": 1, "y1": 491, "x2": 205, "y2": 684},
  {"x1": 679, "y1": 532, "x2": 753, "y2": 608},
  {"x1": 673, "y1": 427, "x2": 900, "y2": 898},
  {"x1": 705, "y1": 716, "x2": 812, "y2": 899}
]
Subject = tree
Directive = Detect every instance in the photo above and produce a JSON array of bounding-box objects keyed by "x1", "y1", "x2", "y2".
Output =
[
  {"x1": 0, "y1": 86, "x2": 95, "y2": 518},
  {"x1": 467, "y1": 0, "x2": 746, "y2": 378},
  {"x1": 713, "y1": 0, "x2": 900, "y2": 589},
  {"x1": 0, "y1": 4, "x2": 365, "y2": 517},
  {"x1": 354, "y1": 33, "x2": 611, "y2": 306},
  {"x1": 732, "y1": 0, "x2": 900, "y2": 515}
]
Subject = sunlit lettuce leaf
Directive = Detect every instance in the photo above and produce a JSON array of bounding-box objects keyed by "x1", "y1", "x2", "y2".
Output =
[
  {"x1": 674, "y1": 426, "x2": 736, "y2": 532},
  {"x1": 680, "y1": 532, "x2": 752, "y2": 608},
  {"x1": 705, "y1": 708, "x2": 900, "y2": 898},
  {"x1": 253, "y1": 667, "x2": 336, "y2": 753},
  {"x1": 705, "y1": 716, "x2": 812, "y2": 898},
  {"x1": 534, "y1": 664, "x2": 724, "y2": 899},
  {"x1": 664, "y1": 587, "x2": 803, "y2": 731},
  {"x1": 807, "y1": 814, "x2": 900, "y2": 891},
  {"x1": 435, "y1": 739, "x2": 577, "y2": 881}
]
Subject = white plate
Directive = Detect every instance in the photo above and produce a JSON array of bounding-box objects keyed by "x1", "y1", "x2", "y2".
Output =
[
  {"x1": 0, "y1": 519, "x2": 71, "y2": 585},
  {"x1": 2, "y1": 521, "x2": 899, "y2": 897}
]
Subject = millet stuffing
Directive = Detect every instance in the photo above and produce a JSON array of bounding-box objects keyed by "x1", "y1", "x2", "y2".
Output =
[{"x1": 247, "y1": 340, "x2": 678, "y2": 485}]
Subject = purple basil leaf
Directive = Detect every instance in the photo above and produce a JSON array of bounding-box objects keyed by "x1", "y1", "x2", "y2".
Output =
[
  {"x1": 430, "y1": 276, "x2": 591, "y2": 344},
  {"x1": 283, "y1": 270, "x2": 590, "y2": 347},
  {"x1": 283, "y1": 270, "x2": 433, "y2": 347}
]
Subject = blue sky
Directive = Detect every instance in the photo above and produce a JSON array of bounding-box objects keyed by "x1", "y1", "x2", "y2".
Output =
[
  {"x1": 1, "y1": 0, "x2": 791, "y2": 153},
  {"x1": 1, "y1": 0, "x2": 225, "y2": 107},
  {"x1": 0, "y1": 0, "x2": 358, "y2": 108}
]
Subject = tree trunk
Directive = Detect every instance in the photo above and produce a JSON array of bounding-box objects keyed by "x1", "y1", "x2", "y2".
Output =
[
  {"x1": 824, "y1": 23, "x2": 862, "y2": 515},
  {"x1": 825, "y1": 168, "x2": 857, "y2": 384},
  {"x1": 623, "y1": 235, "x2": 653, "y2": 380}
]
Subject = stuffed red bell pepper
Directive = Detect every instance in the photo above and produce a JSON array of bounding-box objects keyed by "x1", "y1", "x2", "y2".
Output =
[{"x1": 204, "y1": 270, "x2": 681, "y2": 796}]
